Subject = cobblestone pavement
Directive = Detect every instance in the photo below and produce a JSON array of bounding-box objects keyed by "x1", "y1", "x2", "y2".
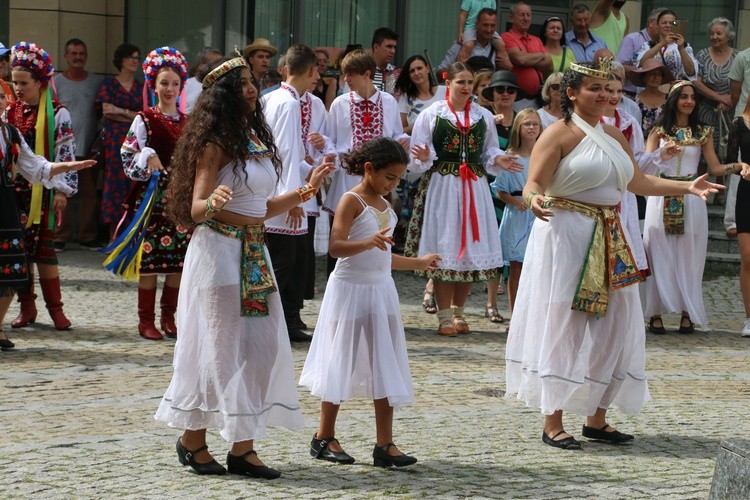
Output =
[{"x1": 1, "y1": 249, "x2": 748, "y2": 499}]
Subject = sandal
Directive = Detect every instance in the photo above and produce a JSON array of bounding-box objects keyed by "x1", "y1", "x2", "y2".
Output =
[
  {"x1": 678, "y1": 315, "x2": 695, "y2": 334},
  {"x1": 485, "y1": 306, "x2": 504, "y2": 323},
  {"x1": 437, "y1": 319, "x2": 457, "y2": 336},
  {"x1": 453, "y1": 316, "x2": 470, "y2": 334},
  {"x1": 421, "y1": 289, "x2": 437, "y2": 314},
  {"x1": 648, "y1": 317, "x2": 666, "y2": 334}
]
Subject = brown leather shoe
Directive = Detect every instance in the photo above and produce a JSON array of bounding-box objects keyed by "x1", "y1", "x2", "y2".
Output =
[{"x1": 437, "y1": 319, "x2": 457, "y2": 336}]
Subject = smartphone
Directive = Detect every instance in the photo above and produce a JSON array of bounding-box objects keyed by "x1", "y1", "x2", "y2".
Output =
[{"x1": 672, "y1": 20, "x2": 689, "y2": 38}]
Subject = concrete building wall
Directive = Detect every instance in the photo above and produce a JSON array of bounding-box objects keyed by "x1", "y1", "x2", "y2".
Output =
[{"x1": 9, "y1": 0, "x2": 124, "y2": 75}]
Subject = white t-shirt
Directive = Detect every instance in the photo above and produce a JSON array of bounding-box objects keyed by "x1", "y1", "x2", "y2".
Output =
[{"x1": 397, "y1": 85, "x2": 447, "y2": 126}]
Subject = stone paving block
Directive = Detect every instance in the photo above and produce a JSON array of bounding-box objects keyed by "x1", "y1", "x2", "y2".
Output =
[{"x1": 1, "y1": 251, "x2": 749, "y2": 498}]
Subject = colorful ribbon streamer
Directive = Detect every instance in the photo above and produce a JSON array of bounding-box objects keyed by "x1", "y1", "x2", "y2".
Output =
[{"x1": 101, "y1": 171, "x2": 161, "y2": 280}]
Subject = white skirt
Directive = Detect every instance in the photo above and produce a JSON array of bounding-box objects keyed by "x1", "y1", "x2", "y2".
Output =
[
  {"x1": 299, "y1": 273, "x2": 414, "y2": 408},
  {"x1": 154, "y1": 226, "x2": 305, "y2": 442},
  {"x1": 505, "y1": 209, "x2": 651, "y2": 416},
  {"x1": 640, "y1": 195, "x2": 708, "y2": 328},
  {"x1": 419, "y1": 173, "x2": 503, "y2": 271}
]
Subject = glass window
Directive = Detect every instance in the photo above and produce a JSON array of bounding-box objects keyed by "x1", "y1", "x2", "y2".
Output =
[
  {"x1": 126, "y1": 0, "x2": 214, "y2": 72},
  {"x1": 302, "y1": 0, "x2": 397, "y2": 52}
]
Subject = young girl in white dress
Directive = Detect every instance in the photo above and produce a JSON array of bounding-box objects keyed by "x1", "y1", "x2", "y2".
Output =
[{"x1": 300, "y1": 137, "x2": 440, "y2": 468}]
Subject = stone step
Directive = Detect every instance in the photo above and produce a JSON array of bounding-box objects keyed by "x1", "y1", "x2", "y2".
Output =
[
  {"x1": 706, "y1": 251, "x2": 741, "y2": 276},
  {"x1": 707, "y1": 204, "x2": 728, "y2": 232},
  {"x1": 708, "y1": 230, "x2": 740, "y2": 254}
]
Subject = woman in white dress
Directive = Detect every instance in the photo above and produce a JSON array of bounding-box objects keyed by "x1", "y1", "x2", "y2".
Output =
[
  {"x1": 407, "y1": 62, "x2": 521, "y2": 336},
  {"x1": 154, "y1": 56, "x2": 332, "y2": 478},
  {"x1": 642, "y1": 80, "x2": 749, "y2": 333},
  {"x1": 506, "y1": 61, "x2": 723, "y2": 450}
]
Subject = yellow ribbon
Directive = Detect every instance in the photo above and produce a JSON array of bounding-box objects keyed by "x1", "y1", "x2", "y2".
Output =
[{"x1": 26, "y1": 87, "x2": 49, "y2": 228}]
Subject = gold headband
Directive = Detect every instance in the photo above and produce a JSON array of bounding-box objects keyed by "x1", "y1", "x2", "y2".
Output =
[
  {"x1": 202, "y1": 56, "x2": 248, "y2": 89},
  {"x1": 667, "y1": 80, "x2": 693, "y2": 97},
  {"x1": 570, "y1": 57, "x2": 612, "y2": 80}
]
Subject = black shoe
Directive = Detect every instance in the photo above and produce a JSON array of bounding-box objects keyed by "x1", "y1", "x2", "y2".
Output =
[
  {"x1": 53, "y1": 241, "x2": 66, "y2": 252},
  {"x1": 0, "y1": 337, "x2": 15, "y2": 351},
  {"x1": 227, "y1": 450, "x2": 281, "y2": 479},
  {"x1": 581, "y1": 424, "x2": 634, "y2": 443},
  {"x1": 310, "y1": 435, "x2": 355, "y2": 464},
  {"x1": 288, "y1": 329, "x2": 312, "y2": 342},
  {"x1": 648, "y1": 317, "x2": 666, "y2": 334},
  {"x1": 372, "y1": 443, "x2": 417, "y2": 468},
  {"x1": 678, "y1": 316, "x2": 695, "y2": 334},
  {"x1": 542, "y1": 430, "x2": 582, "y2": 450},
  {"x1": 286, "y1": 316, "x2": 308, "y2": 331},
  {"x1": 176, "y1": 438, "x2": 227, "y2": 475}
]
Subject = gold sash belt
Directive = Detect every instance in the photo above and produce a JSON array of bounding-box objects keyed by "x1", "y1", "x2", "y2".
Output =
[
  {"x1": 545, "y1": 197, "x2": 642, "y2": 317},
  {"x1": 202, "y1": 220, "x2": 276, "y2": 317},
  {"x1": 660, "y1": 174, "x2": 695, "y2": 234}
]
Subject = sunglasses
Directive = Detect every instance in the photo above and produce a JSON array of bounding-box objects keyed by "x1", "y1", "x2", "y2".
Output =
[
  {"x1": 494, "y1": 86, "x2": 517, "y2": 94},
  {"x1": 549, "y1": 83, "x2": 561, "y2": 90}
]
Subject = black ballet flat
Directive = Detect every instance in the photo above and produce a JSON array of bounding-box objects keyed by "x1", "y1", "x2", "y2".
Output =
[
  {"x1": 176, "y1": 438, "x2": 227, "y2": 475},
  {"x1": 581, "y1": 424, "x2": 634, "y2": 443},
  {"x1": 310, "y1": 435, "x2": 355, "y2": 464},
  {"x1": 542, "y1": 430, "x2": 582, "y2": 450},
  {"x1": 0, "y1": 337, "x2": 15, "y2": 351},
  {"x1": 372, "y1": 443, "x2": 417, "y2": 468},
  {"x1": 227, "y1": 450, "x2": 281, "y2": 480}
]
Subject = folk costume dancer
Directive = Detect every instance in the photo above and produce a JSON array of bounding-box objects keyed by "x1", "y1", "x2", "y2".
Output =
[
  {"x1": 8, "y1": 42, "x2": 78, "y2": 331},
  {"x1": 108, "y1": 47, "x2": 190, "y2": 340}
]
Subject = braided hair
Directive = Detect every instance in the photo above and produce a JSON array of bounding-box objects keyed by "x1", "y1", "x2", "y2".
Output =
[{"x1": 560, "y1": 62, "x2": 597, "y2": 123}]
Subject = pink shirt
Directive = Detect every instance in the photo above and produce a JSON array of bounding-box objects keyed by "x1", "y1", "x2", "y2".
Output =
[{"x1": 501, "y1": 28, "x2": 547, "y2": 97}]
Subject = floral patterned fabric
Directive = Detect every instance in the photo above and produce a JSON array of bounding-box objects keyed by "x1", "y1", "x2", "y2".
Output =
[
  {"x1": 7, "y1": 101, "x2": 76, "y2": 265},
  {"x1": 119, "y1": 108, "x2": 190, "y2": 274},
  {"x1": 96, "y1": 76, "x2": 143, "y2": 223},
  {"x1": 0, "y1": 124, "x2": 29, "y2": 294}
]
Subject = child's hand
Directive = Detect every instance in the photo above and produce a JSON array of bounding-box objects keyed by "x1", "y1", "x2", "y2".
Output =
[
  {"x1": 367, "y1": 227, "x2": 394, "y2": 251},
  {"x1": 420, "y1": 253, "x2": 442, "y2": 270}
]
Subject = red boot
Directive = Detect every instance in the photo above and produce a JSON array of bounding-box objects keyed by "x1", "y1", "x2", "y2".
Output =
[
  {"x1": 39, "y1": 276, "x2": 71, "y2": 330},
  {"x1": 11, "y1": 286, "x2": 37, "y2": 328},
  {"x1": 160, "y1": 285, "x2": 179, "y2": 338},
  {"x1": 138, "y1": 287, "x2": 163, "y2": 340}
]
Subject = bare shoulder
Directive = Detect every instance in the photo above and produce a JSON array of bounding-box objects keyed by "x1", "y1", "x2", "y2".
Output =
[{"x1": 199, "y1": 142, "x2": 231, "y2": 170}]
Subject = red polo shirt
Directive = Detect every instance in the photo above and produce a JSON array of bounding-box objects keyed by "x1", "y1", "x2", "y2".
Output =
[{"x1": 501, "y1": 28, "x2": 547, "y2": 97}]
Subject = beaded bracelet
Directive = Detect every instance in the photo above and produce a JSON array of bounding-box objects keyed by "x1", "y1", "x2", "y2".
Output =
[
  {"x1": 296, "y1": 183, "x2": 317, "y2": 203},
  {"x1": 205, "y1": 193, "x2": 220, "y2": 217}
]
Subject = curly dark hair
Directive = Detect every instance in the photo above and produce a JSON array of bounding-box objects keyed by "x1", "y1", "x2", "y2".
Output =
[
  {"x1": 651, "y1": 81, "x2": 704, "y2": 139},
  {"x1": 167, "y1": 58, "x2": 281, "y2": 228},
  {"x1": 340, "y1": 137, "x2": 409, "y2": 176},
  {"x1": 560, "y1": 62, "x2": 597, "y2": 123}
]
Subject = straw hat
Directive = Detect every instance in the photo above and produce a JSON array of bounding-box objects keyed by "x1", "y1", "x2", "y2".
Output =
[
  {"x1": 627, "y1": 58, "x2": 675, "y2": 87},
  {"x1": 242, "y1": 38, "x2": 278, "y2": 59}
]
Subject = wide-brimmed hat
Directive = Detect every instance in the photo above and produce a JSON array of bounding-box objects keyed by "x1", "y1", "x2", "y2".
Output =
[
  {"x1": 627, "y1": 58, "x2": 675, "y2": 87},
  {"x1": 242, "y1": 38, "x2": 278, "y2": 59},
  {"x1": 481, "y1": 70, "x2": 525, "y2": 101}
]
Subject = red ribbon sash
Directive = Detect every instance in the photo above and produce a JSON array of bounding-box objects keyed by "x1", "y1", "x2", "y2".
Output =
[{"x1": 458, "y1": 162, "x2": 480, "y2": 259}]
